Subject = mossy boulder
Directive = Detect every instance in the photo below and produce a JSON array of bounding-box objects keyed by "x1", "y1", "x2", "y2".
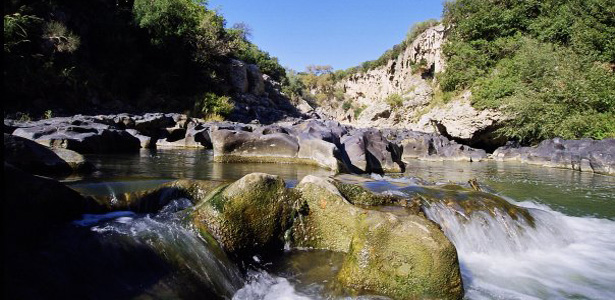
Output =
[
  {"x1": 190, "y1": 173, "x2": 297, "y2": 256},
  {"x1": 292, "y1": 176, "x2": 359, "y2": 253},
  {"x1": 292, "y1": 175, "x2": 463, "y2": 299},
  {"x1": 91, "y1": 179, "x2": 226, "y2": 213},
  {"x1": 337, "y1": 211, "x2": 463, "y2": 299},
  {"x1": 404, "y1": 184, "x2": 535, "y2": 227}
]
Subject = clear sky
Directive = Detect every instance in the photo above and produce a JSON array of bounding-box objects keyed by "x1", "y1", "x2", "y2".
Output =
[{"x1": 208, "y1": 0, "x2": 444, "y2": 72}]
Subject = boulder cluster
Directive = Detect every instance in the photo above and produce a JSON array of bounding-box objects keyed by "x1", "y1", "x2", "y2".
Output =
[
  {"x1": 4, "y1": 113, "x2": 490, "y2": 175},
  {"x1": 493, "y1": 138, "x2": 615, "y2": 175}
]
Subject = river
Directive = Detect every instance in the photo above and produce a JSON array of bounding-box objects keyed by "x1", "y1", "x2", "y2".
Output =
[{"x1": 63, "y1": 149, "x2": 615, "y2": 299}]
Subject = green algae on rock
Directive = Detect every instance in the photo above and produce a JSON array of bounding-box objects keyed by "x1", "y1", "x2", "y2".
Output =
[
  {"x1": 292, "y1": 175, "x2": 463, "y2": 299},
  {"x1": 91, "y1": 179, "x2": 226, "y2": 213},
  {"x1": 190, "y1": 173, "x2": 298, "y2": 256}
]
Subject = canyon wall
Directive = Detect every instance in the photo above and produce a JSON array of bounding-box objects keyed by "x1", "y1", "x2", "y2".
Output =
[{"x1": 314, "y1": 25, "x2": 504, "y2": 149}]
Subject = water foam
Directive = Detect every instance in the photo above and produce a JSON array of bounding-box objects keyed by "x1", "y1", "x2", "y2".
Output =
[
  {"x1": 233, "y1": 271, "x2": 312, "y2": 300},
  {"x1": 424, "y1": 199, "x2": 615, "y2": 299}
]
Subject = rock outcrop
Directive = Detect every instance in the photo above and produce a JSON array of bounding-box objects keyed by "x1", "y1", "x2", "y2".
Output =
[
  {"x1": 312, "y1": 25, "x2": 507, "y2": 149},
  {"x1": 398, "y1": 131, "x2": 488, "y2": 162},
  {"x1": 493, "y1": 138, "x2": 615, "y2": 175},
  {"x1": 4, "y1": 133, "x2": 93, "y2": 176},
  {"x1": 292, "y1": 175, "x2": 463, "y2": 299},
  {"x1": 190, "y1": 173, "x2": 296, "y2": 256},
  {"x1": 3, "y1": 162, "x2": 103, "y2": 243},
  {"x1": 12, "y1": 118, "x2": 141, "y2": 153}
]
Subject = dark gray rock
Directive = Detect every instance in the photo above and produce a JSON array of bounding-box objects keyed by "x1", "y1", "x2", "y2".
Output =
[
  {"x1": 363, "y1": 129, "x2": 405, "y2": 173},
  {"x1": 400, "y1": 131, "x2": 487, "y2": 162},
  {"x1": 4, "y1": 162, "x2": 103, "y2": 238},
  {"x1": 133, "y1": 113, "x2": 176, "y2": 136},
  {"x1": 340, "y1": 134, "x2": 369, "y2": 173},
  {"x1": 247, "y1": 64, "x2": 266, "y2": 96},
  {"x1": 4, "y1": 133, "x2": 73, "y2": 176},
  {"x1": 493, "y1": 138, "x2": 615, "y2": 175},
  {"x1": 13, "y1": 124, "x2": 141, "y2": 153},
  {"x1": 211, "y1": 129, "x2": 300, "y2": 160},
  {"x1": 126, "y1": 129, "x2": 154, "y2": 148},
  {"x1": 230, "y1": 59, "x2": 249, "y2": 93}
]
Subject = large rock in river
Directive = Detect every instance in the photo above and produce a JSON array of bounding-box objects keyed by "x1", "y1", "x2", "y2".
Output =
[
  {"x1": 3, "y1": 162, "x2": 103, "y2": 246},
  {"x1": 4, "y1": 133, "x2": 93, "y2": 176},
  {"x1": 190, "y1": 173, "x2": 296, "y2": 256},
  {"x1": 12, "y1": 121, "x2": 140, "y2": 153},
  {"x1": 292, "y1": 175, "x2": 463, "y2": 299}
]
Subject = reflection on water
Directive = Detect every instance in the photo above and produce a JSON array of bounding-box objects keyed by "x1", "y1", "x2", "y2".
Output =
[
  {"x1": 59, "y1": 149, "x2": 615, "y2": 299},
  {"x1": 68, "y1": 149, "x2": 614, "y2": 218},
  {"x1": 400, "y1": 160, "x2": 615, "y2": 219},
  {"x1": 67, "y1": 149, "x2": 334, "y2": 195}
]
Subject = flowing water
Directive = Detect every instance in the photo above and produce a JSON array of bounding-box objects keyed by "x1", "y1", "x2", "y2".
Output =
[{"x1": 59, "y1": 149, "x2": 615, "y2": 299}]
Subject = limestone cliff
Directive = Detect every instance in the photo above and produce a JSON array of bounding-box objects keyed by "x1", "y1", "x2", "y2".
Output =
[{"x1": 313, "y1": 25, "x2": 505, "y2": 150}]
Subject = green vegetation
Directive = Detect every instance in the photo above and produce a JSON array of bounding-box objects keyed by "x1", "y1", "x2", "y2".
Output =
[
  {"x1": 385, "y1": 94, "x2": 404, "y2": 109},
  {"x1": 354, "y1": 104, "x2": 367, "y2": 119},
  {"x1": 440, "y1": 0, "x2": 615, "y2": 143},
  {"x1": 193, "y1": 92, "x2": 234, "y2": 119},
  {"x1": 342, "y1": 101, "x2": 352, "y2": 111},
  {"x1": 4, "y1": 0, "x2": 286, "y2": 118},
  {"x1": 356, "y1": 19, "x2": 439, "y2": 72}
]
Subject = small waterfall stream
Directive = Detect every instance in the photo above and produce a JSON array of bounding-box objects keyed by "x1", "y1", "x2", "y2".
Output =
[
  {"x1": 423, "y1": 200, "x2": 615, "y2": 300},
  {"x1": 61, "y1": 152, "x2": 615, "y2": 300},
  {"x1": 75, "y1": 198, "x2": 245, "y2": 299}
]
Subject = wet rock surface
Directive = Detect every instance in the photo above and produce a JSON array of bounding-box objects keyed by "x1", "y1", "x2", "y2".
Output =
[
  {"x1": 493, "y1": 138, "x2": 615, "y2": 175},
  {"x1": 4, "y1": 133, "x2": 93, "y2": 176},
  {"x1": 291, "y1": 175, "x2": 464, "y2": 299}
]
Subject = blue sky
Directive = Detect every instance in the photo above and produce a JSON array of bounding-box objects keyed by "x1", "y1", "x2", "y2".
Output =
[{"x1": 208, "y1": 0, "x2": 444, "y2": 72}]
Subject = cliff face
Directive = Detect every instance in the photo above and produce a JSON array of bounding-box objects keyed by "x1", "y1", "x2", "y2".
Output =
[{"x1": 315, "y1": 25, "x2": 505, "y2": 150}]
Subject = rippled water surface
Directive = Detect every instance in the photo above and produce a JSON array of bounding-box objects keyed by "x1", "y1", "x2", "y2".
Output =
[{"x1": 64, "y1": 149, "x2": 615, "y2": 299}]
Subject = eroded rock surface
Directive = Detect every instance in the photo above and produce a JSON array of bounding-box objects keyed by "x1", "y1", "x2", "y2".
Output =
[
  {"x1": 292, "y1": 175, "x2": 463, "y2": 299},
  {"x1": 493, "y1": 138, "x2": 615, "y2": 175}
]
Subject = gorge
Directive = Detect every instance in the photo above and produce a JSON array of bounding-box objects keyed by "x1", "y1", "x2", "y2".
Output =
[{"x1": 4, "y1": 0, "x2": 615, "y2": 299}]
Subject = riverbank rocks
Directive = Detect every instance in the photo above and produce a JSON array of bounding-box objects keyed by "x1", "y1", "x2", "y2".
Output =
[
  {"x1": 12, "y1": 118, "x2": 140, "y2": 153},
  {"x1": 210, "y1": 123, "x2": 346, "y2": 171},
  {"x1": 4, "y1": 133, "x2": 93, "y2": 176},
  {"x1": 190, "y1": 173, "x2": 296, "y2": 256},
  {"x1": 3, "y1": 162, "x2": 103, "y2": 244},
  {"x1": 399, "y1": 131, "x2": 487, "y2": 162},
  {"x1": 493, "y1": 138, "x2": 615, "y2": 175},
  {"x1": 292, "y1": 175, "x2": 463, "y2": 299}
]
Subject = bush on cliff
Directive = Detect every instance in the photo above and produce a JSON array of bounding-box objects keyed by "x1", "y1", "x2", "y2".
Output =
[{"x1": 440, "y1": 0, "x2": 615, "y2": 143}]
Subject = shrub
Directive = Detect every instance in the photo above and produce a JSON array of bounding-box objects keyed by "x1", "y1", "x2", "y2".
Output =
[
  {"x1": 406, "y1": 19, "x2": 439, "y2": 43},
  {"x1": 193, "y1": 92, "x2": 234, "y2": 119},
  {"x1": 334, "y1": 87, "x2": 345, "y2": 101},
  {"x1": 44, "y1": 110, "x2": 53, "y2": 119},
  {"x1": 385, "y1": 94, "x2": 404, "y2": 109},
  {"x1": 440, "y1": 0, "x2": 615, "y2": 143},
  {"x1": 315, "y1": 93, "x2": 328, "y2": 105},
  {"x1": 342, "y1": 101, "x2": 352, "y2": 111},
  {"x1": 42, "y1": 21, "x2": 80, "y2": 53},
  {"x1": 472, "y1": 38, "x2": 615, "y2": 143},
  {"x1": 354, "y1": 105, "x2": 367, "y2": 119}
]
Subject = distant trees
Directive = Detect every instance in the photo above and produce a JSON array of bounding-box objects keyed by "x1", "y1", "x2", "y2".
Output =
[{"x1": 3, "y1": 0, "x2": 287, "y2": 118}]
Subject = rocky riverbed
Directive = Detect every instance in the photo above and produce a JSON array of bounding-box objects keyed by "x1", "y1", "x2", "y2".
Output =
[
  {"x1": 4, "y1": 117, "x2": 615, "y2": 298},
  {"x1": 5, "y1": 113, "x2": 614, "y2": 175}
]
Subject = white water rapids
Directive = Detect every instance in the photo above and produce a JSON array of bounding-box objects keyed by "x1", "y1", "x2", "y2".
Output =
[
  {"x1": 74, "y1": 180, "x2": 615, "y2": 299},
  {"x1": 424, "y1": 199, "x2": 615, "y2": 300}
]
